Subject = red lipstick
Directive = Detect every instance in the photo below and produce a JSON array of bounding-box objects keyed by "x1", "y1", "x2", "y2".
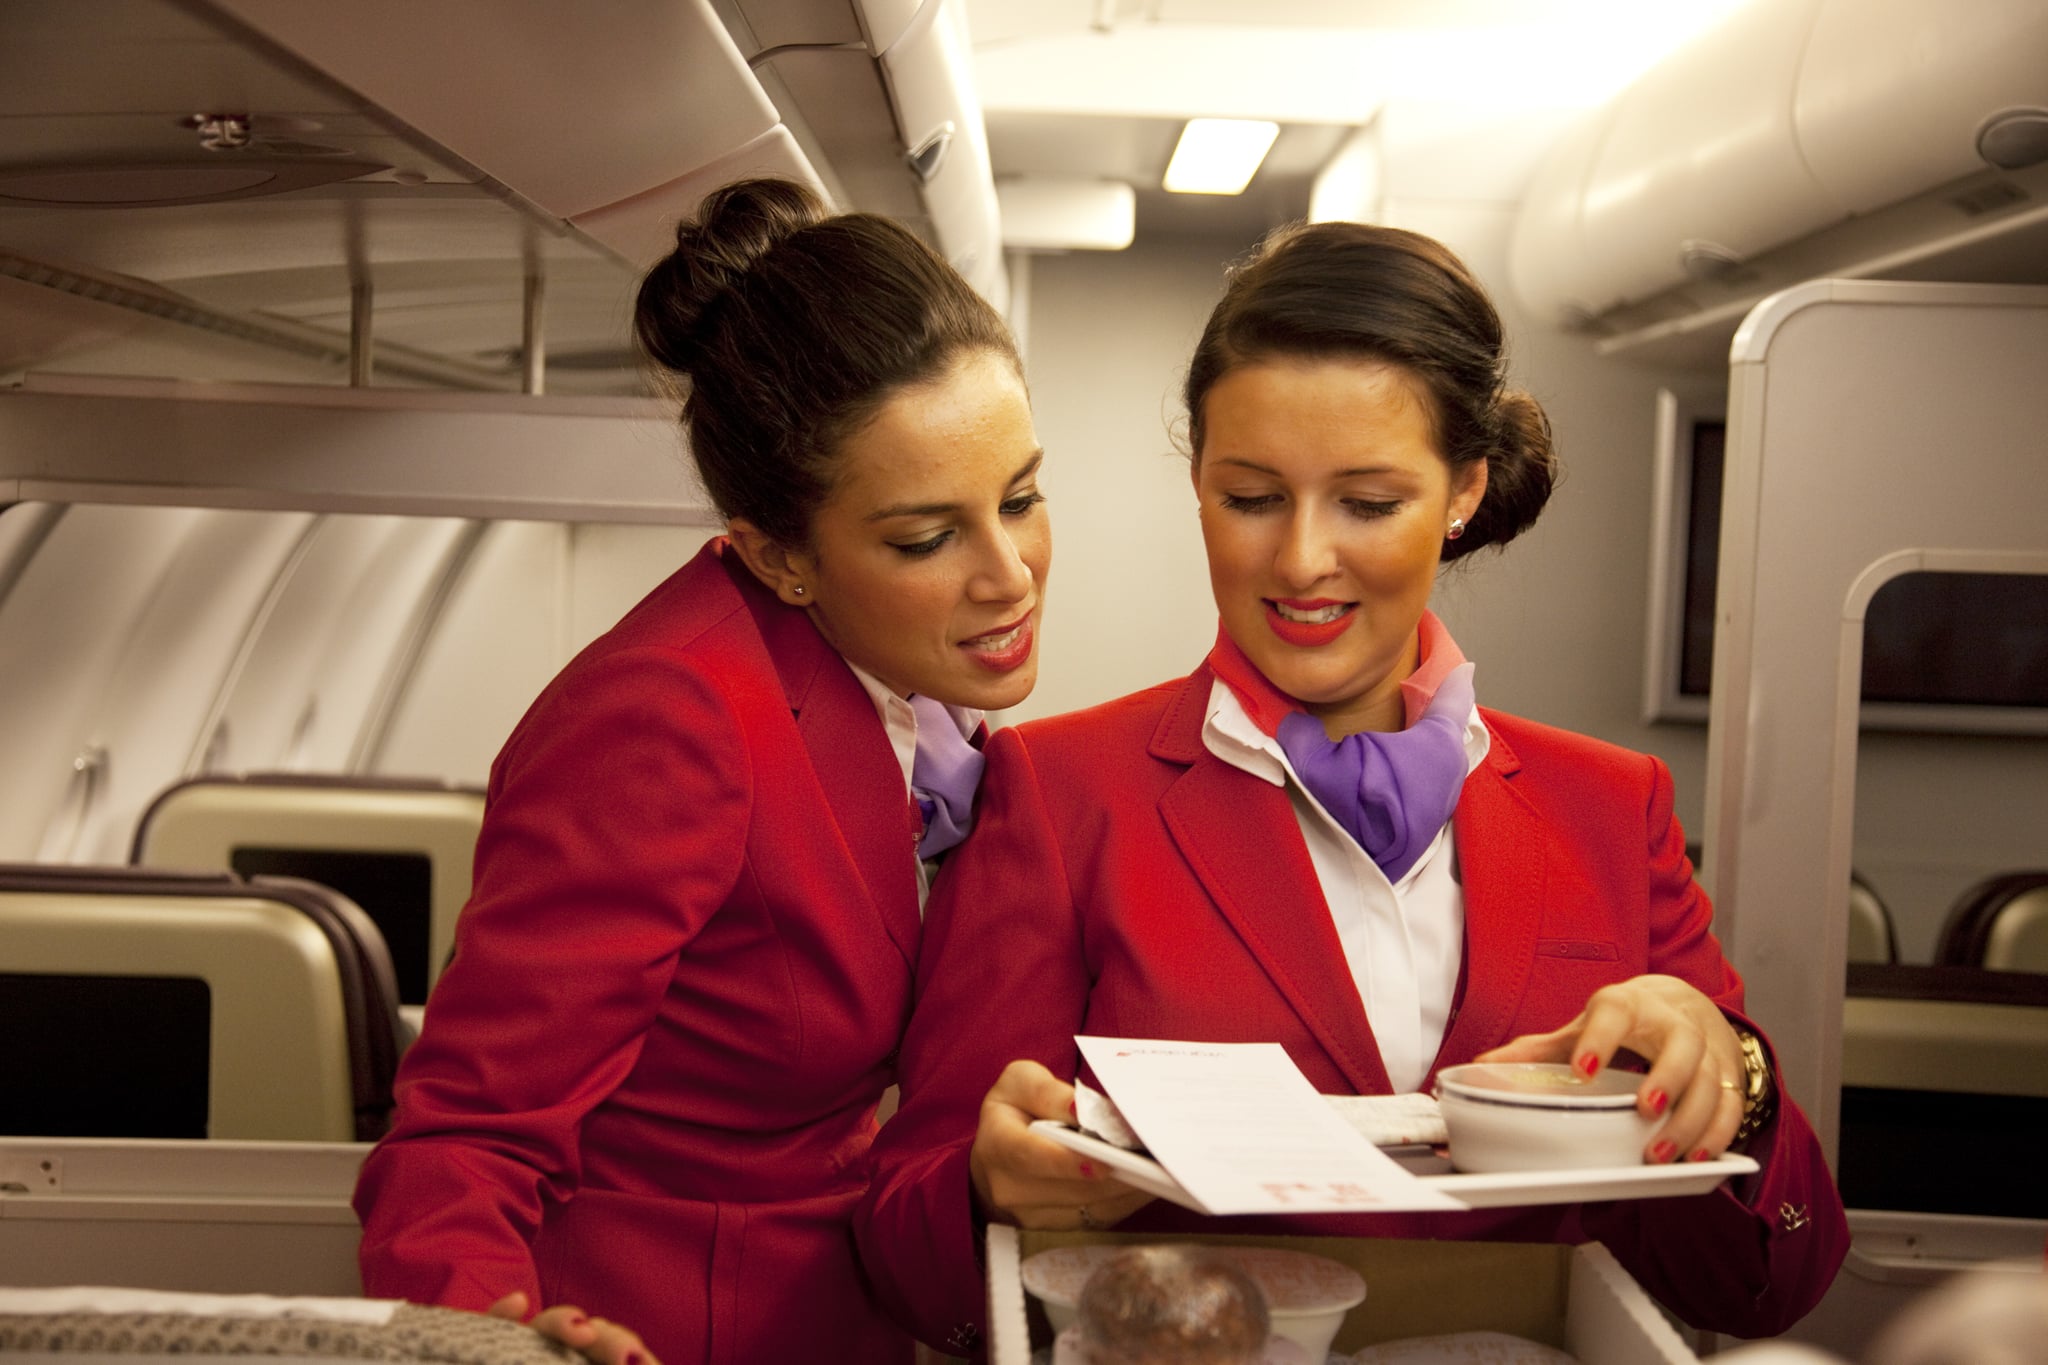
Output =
[
  {"x1": 961, "y1": 612, "x2": 1035, "y2": 673},
  {"x1": 1265, "y1": 598, "x2": 1354, "y2": 647}
]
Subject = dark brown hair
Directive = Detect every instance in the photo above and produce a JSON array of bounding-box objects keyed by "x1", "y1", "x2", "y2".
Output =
[
  {"x1": 634, "y1": 178, "x2": 1018, "y2": 547},
  {"x1": 1185, "y1": 220, "x2": 1557, "y2": 561}
]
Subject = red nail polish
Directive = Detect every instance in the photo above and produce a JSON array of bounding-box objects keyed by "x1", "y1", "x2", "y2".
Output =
[
  {"x1": 1069, "y1": 1098, "x2": 1078, "y2": 1118},
  {"x1": 1691, "y1": 1148, "x2": 1712, "y2": 1163},
  {"x1": 1647, "y1": 1090, "x2": 1668, "y2": 1116},
  {"x1": 1576, "y1": 1053, "x2": 1600, "y2": 1078},
  {"x1": 567, "y1": 1314, "x2": 588, "y2": 1329},
  {"x1": 1650, "y1": 1140, "x2": 1676, "y2": 1163},
  {"x1": 1078, "y1": 1161, "x2": 1095, "y2": 1178},
  {"x1": 625, "y1": 1353, "x2": 645, "y2": 1365}
]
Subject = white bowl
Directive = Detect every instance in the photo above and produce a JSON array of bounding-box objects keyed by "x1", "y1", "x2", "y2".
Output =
[
  {"x1": 1434, "y1": 1062, "x2": 1658, "y2": 1172},
  {"x1": 1021, "y1": 1243, "x2": 1366, "y2": 1361},
  {"x1": 1051, "y1": 1324, "x2": 1312, "y2": 1363}
]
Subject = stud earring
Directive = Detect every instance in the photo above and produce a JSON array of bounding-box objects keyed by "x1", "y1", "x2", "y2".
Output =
[
  {"x1": 792, "y1": 585, "x2": 806, "y2": 597},
  {"x1": 1446, "y1": 518, "x2": 1466, "y2": 541}
]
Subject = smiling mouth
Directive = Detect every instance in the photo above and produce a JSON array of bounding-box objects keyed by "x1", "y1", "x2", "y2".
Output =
[
  {"x1": 962, "y1": 616, "x2": 1029, "y2": 651},
  {"x1": 1270, "y1": 599, "x2": 1352, "y2": 625},
  {"x1": 958, "y1": 611, "x2": 1036, "y2": 672}
]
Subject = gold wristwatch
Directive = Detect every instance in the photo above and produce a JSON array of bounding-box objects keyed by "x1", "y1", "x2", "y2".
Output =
[{"x1": 1732, "y1": 1028, "x2": 1776, "y2": 1147}]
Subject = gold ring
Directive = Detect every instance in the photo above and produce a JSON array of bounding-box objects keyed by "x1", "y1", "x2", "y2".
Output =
[
  {"x1": 1719, "y1": 1079, "x2": 1740, "y2": 1090},
  {"x1": 1078, "y1": 1205, "x2": 1100, "y2": 1230}
]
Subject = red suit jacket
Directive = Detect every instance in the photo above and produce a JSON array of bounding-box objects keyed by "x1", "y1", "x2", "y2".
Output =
[
  {"x1": 857, "y1": 664, "x2": 1848, "y2": 1353},
  {"x1": 356, "y1": 539, "x2": 918, "y2": 1365}
]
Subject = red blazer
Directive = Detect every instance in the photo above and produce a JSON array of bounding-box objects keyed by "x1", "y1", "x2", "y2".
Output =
[
  {"x1": 857, "y1": 664, "x2": 1848, "y2": 1354},
  {"x1": 356, "y1": 539, "x2": 917, "y2": 1365}
]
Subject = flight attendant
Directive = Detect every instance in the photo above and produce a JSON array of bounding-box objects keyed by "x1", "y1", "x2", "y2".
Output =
[
  {"x1": 353, "y1": 178, "x2": 1049, "y2": 1365},
  {"x1": 857, "y1": 221, "x2": 1847, "y2": 1353}
]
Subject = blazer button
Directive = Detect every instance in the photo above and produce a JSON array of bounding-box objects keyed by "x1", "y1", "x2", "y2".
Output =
[
  {"x1": 1778, "y1": 1201, "x2": 1810, "y2": 1232},
  {"x1": 946, "y1": 1323, "x2": 980, "y2": 1351}
]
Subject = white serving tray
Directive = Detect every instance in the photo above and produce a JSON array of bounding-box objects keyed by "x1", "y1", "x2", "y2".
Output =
[{"x1": 1033, "y1": 1121, "x2": 1757, "y2": 1212}]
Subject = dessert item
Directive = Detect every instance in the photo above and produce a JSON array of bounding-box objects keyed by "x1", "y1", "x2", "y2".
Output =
[{"x1": 1075, "y1": 1246, "x2": 1270, "y2": 1365}]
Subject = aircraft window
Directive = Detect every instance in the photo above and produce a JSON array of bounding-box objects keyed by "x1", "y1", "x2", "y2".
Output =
[
  {"x1": 1862, "y1": 571, "x2": 2048, "y2": 709},
  {"x1": 230, "y1": 847, "x2": 433, "y2": 1006},
  {"x1": 1, "y1": 971, "x2": 210, "y2": 1139},
  {"x1": 1659, "y1": 420, "x2": 2048, "y2": 729}
]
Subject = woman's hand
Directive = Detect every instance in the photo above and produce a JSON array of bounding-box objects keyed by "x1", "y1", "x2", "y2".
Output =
[
  {"x1": 487, "y1": 1293, "x2": 658, "y2": 1365},
  {"x1": 1474, "y1": 974, "x2": 1746, "y2": 1164},
  {"x1": 968, "y1": 1059, "x2": 1154, "y2": 1230}
]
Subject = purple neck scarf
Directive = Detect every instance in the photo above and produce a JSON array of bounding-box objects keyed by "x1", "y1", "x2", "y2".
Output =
[
  {"x1": 1206, "y1": 613, "x2": 1476, "y2": 884},
  {"x1": 909, "y1": 693, "x2": 984, "y2": 860}
]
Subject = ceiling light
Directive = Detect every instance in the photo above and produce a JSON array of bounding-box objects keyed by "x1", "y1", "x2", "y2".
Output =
[{"x1": 1162, "y1": 119, "x2": 1279, "y2": 196}]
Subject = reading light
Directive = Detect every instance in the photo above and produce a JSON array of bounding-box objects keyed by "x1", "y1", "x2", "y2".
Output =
[{"x1": 1162, "y1": 119, "x2": 1280, "y2": 195}]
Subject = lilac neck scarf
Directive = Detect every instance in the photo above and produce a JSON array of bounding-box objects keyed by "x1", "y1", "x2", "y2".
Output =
[
  {"x1": 1206, "y1": 612, "x2": 1476, "y2": 884},
  {"x1": 909, "y1": 693, "x2": 984, "y2": 859}
]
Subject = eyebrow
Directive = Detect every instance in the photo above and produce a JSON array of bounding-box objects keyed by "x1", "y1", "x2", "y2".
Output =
[
  {"x1": 1209, "y1": 455, "x2": 1408, "y2": 479},
  {"x1": 863, "y1": 451, "x2": 1045, "y2": 522}
]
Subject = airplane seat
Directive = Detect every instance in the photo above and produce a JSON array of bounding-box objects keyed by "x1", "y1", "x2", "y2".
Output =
[
  {"x1": 1935, "y1": 870, "x2": 2048, "y2": 973},
  {"x1": 1686, "y1": 843, "x2": 1898, "y2": 964},
  {"x1": 1847, "y1": 869, "x2": 1899, "y2": 964},
  {"x1": 1839, "y1": 962, "x2": 2048, "y2": 1219},
  {"x1": 0, "y1": 862, "x2": 402, "y2": 1142},
  {"x1": 130, "y1": 773, "x2": 485, "y2": 1024}
]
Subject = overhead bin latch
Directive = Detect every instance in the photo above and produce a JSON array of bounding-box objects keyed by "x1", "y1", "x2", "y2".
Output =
[{"x1": 907, "y1": 122, "x2": 954, "y2": 184}]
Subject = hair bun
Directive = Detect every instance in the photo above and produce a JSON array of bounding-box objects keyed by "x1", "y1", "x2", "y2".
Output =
[
  {"x1": 634, "y1": 177, "x2": 829, "y2": 375},
  {"x1": 1448, "y1": 387, "x2": 1558, "y2": 560}
]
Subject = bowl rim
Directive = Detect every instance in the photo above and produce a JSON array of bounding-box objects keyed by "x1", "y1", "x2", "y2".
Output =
[{"x1": 1434, "y1": 1061, "x2": 1644, "y2": 1110}]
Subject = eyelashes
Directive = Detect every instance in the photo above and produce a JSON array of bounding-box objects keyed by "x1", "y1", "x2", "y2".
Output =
[
  {"x1": 890, "y1": 489, "x2": 1047, "y2": 558},
  {"x1": 1218, "y1": 492, "x2": 1403, "y2": 520}
]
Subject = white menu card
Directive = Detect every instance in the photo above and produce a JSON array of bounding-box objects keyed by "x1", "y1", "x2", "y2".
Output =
[{"x1": 1072, "y1": 1036, "x2": 1466, "y2": 1215}]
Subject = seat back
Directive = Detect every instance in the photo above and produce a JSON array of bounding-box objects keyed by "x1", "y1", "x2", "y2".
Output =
[
  {"x1": 0, "y1": 863, "x2": 401, "y2": 1141},
  {"x1": 1935, "y1": 870, "x2": 2048, "y2": 972},
  {"x1": 131, "y1": 774, "x2": 483, "y2": 1007},
  {"x1": 1839, "y1": 963, "x2": 2048, "y2": 1218},
  {"x1": 1846, "y1": 870, "x2": 1897, "y2": 964}
]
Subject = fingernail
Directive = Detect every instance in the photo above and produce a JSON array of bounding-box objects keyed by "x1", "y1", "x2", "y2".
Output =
[
  {"x1": 1575, "y1": 1053, "x2": 1600, "y2": 1078},
  {"x1": 625, "y1": 1353, "x2": 645, "y2": 1365},
  {"x1": 1069, "y1": 1098, "x2": 1078, "y2": 1118},
  {"x1": 1650, "y1": 1140, "x2": 1676, "y2": 1164},
  {"x1": 1691, "y1": 1148, "x2": 1713, "y2": 1163},
  {"x1": 1078, "y1": 1161, "x2": 1095, "y2": 1179},
  {"x1": 566, "y1": 1314, "x2": 588, "y2": 1329},
  {"x1": 1646, "y1": 1089, "x2": 1668, "y2": 1116}
]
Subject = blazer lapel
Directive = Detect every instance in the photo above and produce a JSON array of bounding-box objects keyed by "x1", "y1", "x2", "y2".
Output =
[
  {"x1": 732, "y1": 551, "x2": 923, "y2": 967},
  {"x1": 1153, "y1": 672, "x2": 1393, "y2": 1094},
  {"x1": 1433, "y1": 716, "x2": 1545, "y2": 1069}
]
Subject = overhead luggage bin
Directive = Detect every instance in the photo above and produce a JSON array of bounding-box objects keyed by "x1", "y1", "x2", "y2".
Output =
[
  {"x1": 198, "y1": 0, "x2": 786, "y2": 227},
  {"x1": 1510, "y1": 0, "x2": 2048, "y2": 364},
  {"x1": 198, "y1": 0, "x2": 1007, "y2": 305}
]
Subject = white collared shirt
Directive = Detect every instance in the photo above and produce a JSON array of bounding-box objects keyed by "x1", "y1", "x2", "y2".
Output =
[
  {"x1": 843, "y1": 659, "x2": 984, "y2": 909},
  {"x1": 1201, "y1": 681, "x2": 1490, "y2": 1093}
]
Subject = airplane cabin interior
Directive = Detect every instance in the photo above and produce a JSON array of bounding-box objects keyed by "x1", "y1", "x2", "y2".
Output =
[{"x1": 1, "y1": 2, "x2": 2044, "y2": 1362}]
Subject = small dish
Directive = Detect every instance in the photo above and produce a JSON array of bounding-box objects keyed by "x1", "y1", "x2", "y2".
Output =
[
  {"x1": 1022, "y1": 1243, "x2": 1366, "y2": 1361},
  {"x1": 1433, "y1": 1062, "x2": 1657, "y2": 1172}
]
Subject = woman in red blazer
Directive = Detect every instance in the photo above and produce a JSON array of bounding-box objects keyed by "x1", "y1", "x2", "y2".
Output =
[
  {"x1": 353, "y1": 179, "x2": 1050, "y2": 1365},
  {"x1": 857, "y1": 221, "x2": 1847, "y2": 1353}
]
